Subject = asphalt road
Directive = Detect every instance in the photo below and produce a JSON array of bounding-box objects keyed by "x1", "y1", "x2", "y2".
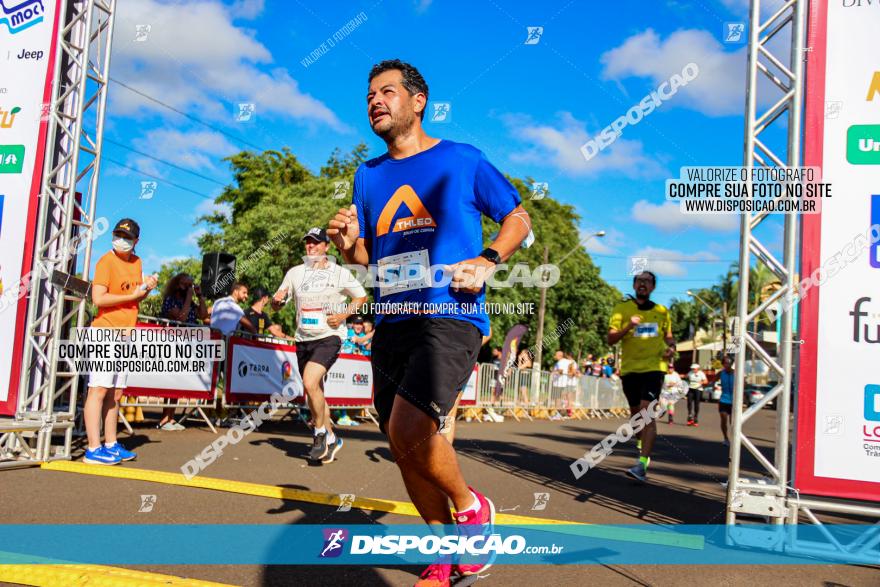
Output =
[{"x1": 1, "y1": 405, "x2": 877, "y2": 587}]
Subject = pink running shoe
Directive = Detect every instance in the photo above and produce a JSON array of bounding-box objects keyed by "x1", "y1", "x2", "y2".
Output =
[
  {"x1": 414, "y1": 558, "x2": 453, "y2": 587},
  {"x1": 453, "y1": 486, "x2": 496, "y2": 576}
]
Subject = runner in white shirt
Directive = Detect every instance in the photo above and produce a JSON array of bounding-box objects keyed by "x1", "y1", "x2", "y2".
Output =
[
  {"x1": 550, "y1": 350, "x2": 573, "y2": 419},
  {"x1": 686, "y1": 363, "x2": 708, "y2": 426},
  {"x1": 273, "y1": 228, "x2": 367, "y2": 463}
]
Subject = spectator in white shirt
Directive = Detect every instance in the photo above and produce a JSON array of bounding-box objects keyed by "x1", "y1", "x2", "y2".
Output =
[{"x1": 209, "y1": 282, "x2": 256, "y2": 336}]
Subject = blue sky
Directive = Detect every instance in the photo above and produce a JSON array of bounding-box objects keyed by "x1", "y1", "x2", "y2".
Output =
[{"x1": 92, "y1": 0, "x2": 786, "y2": 305}]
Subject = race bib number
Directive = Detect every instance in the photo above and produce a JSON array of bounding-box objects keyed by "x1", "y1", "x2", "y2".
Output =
[
  {"x1": 300, "y1": 308, "x2": 327, "y2": 332},
  {"x1": 377, "y1": 249, "x2": 431, "y2": 297},
  {"x1": 633, "y1": 322, "x2": 659, "y2": 338}
]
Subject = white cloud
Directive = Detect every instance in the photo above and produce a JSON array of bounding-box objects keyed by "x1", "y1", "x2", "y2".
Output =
[
  {"x1": 629, "y1": 246, "x2": 719, "y2": 277},
  {"x1": 183, "y1": 228, "x2": 207, "y2": 247},
  {"x1": 580, "y1": 226, "x2": 624, "y2": 255},
  {"x1": 229, "y1": 0, "x2": 264, "y2": 19},
  {"x1": 600, "y1": 28, "x2": 747, "y2": 116},
  {"x1": 195, "y1": 199, "x2": 232, "y2": 222},
  {"x1": 631, "y1": 200, "x2": 738, "y2": 232},
  {"x1": 505, "y1": 112, "x2": 667, "y2": 178},
  {"x1": 112, "y1": 0, "x2": 345, "y2": 130},
  {"x1": 142, "y1": 253, "x2": 189, "y2": 273},
  {"x1": 128, "y1": 128, "x2": 238, "y2": 175}
]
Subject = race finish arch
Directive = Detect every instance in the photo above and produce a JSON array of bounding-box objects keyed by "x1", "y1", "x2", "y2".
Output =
[{"x1": 797, "y1": 0, "x2": 880, "y2": 501}]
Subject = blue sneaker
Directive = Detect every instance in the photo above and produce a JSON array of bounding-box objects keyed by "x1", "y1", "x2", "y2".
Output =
[
  {"x1": 105, "y1": 442, "x2": 137, "y2": 462},
  {"x1": 83, "y1": 446, "x2": 121, "y2": 465}
]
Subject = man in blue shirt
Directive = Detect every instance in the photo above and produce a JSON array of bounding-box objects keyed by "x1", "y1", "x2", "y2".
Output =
[
  {"x1": 718, "y1": 355, "x2": 734, "y2": 447},
  {"x1": 328, "y1": 59, "x2": 531, "y2": 584}
]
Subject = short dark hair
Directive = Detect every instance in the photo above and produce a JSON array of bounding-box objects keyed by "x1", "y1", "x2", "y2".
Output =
[
  {"x1": 633, "y1": 271, "x2": 657, "y2": 286},
  {"x1": 251, "y1": 287, "x2": 268, "y2": 301},
  {"x1": 368, "y1": 59, "x2": 429, "y2": 120},
  {"x1": 231, "y1": 282, "x2": 248, "y2": 293}
]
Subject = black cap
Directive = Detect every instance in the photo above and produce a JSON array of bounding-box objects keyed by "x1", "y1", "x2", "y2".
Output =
[
  {"x1": 351, "y1": 315, "x2": 365, "y2": 324},
  {"x1": 113, "y1": 218, "x2": 140, "y2": 239},
  {"x1": 302, "y1": 227, "x2": 329, "y2": 243}
]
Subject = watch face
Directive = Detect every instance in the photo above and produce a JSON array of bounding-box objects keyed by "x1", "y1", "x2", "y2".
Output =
[{"x1": 481, "y1": 249, "x2": 501, "y2": 264}]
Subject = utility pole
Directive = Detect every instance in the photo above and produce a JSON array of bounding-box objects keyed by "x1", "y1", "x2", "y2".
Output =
[
  {"x1": 722, "y1": 300, "x2": 728, "y2": 356},
  {"x1": 534, "y1": 245, "x2": 549, "y2": 369}
]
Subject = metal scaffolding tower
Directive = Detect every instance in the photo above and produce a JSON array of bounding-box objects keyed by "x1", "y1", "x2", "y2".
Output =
[
  {"x1": 0, "y1": 0, "x2": 116, "y2": 469},
  {"x1": 727, "y1": 0, "x2": 880, "y2": 560}
]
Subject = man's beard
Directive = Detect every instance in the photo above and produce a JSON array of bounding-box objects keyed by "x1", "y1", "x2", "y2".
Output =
[
  {"x1": 635, "y1": 290, "x2": 650, "y2": 302},
  {"x1": 371, "y1": 109, "x2": 417, "y2": 141}
]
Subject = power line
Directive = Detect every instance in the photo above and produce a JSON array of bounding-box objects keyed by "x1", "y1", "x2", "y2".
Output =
[
  {"x1": 102, "y1": 156, "x2": 216, "y2": 200},
  {"x1": 110, "y1": 77, "x2": 268, "y2": 153},
  {"x1": 104, "y1": 138, "x2": 228, "y2": 187},
  {"x1": 588, "y1": 253, "x2": 737, "y2": 263}
]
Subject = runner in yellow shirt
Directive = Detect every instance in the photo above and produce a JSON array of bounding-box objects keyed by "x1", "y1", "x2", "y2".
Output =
[{"x1": 608, "y1": 271, "x2": 676, "y2": 482}]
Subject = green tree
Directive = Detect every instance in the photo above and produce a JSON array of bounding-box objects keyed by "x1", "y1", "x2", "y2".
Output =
[
  {"x1": 187, "y1": 148, "x2": 620, "y2": 362},
  {"x1": 138, "y1": 257, "x2": 202, "y2": 319},
  {"x1": 482, "y1": 178, "x2": 620, "y2": 367}
]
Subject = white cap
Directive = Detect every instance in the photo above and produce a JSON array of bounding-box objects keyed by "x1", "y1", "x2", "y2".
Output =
[{"x1": 690, "y1": 363, "x2": 700, "y2": 369}]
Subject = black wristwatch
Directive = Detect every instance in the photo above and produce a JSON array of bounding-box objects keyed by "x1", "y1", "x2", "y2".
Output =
[{"x1": 479, "y1": 247, "x2": 502, "y2": 265}]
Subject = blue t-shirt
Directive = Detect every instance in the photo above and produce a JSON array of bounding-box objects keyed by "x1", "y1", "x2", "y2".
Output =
[
  {"x1": 353, "y1": 140, "x2": 520, "y2": 336},
  {"x1": 719, "y1": 370, "x2": 734, "y2": 404}
]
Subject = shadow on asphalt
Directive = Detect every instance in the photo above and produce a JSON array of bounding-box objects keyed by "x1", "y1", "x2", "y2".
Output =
[{"x1": 451, "y1": 422, "x2": 775, "y2": 525}]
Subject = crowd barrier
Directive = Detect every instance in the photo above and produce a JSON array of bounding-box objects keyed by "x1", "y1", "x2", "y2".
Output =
[
  {"x1": 472, "y1": 363, "x2": 630, "y2": 421},
  {"x1": 116, "y1": 318, "x2": 630, "y2": 431}
]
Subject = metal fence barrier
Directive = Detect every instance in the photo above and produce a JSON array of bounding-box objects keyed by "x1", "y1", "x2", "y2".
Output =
[
  {"x1": 113, "y1": 318, "x2": 630, "y2": 430},
  {"x1": 469, "y1": 364, "x2": 629, "y2": 421}
]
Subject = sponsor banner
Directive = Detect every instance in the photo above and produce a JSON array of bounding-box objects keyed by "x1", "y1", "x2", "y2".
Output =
[
  {"x1": 797, "y1": 0, "x2": 880, "y2": 499},
  {"x1": 459, "y1": 365, "x2": 479, "y2": 406},
  {"x1": 0, "y1": 524, "x2": 878, "y2": 565},
  {"x1": 124, "y1": 323, "x2": 220, "y2": 400},
  {"x1": 0, "y1": 0, "x2": 60, "y2": 415},
  {"x1": 322, "y1": 352, "x2": 373, "y2": 406},
  {"x1": 225, "y1": 336, "x2": 304, "y2": 403}
]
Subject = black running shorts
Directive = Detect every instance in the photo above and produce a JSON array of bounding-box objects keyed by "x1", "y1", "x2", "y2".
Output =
[
  {"x1": 295, "y1": 335, "x2": 342, "y2": 374},
  {"x1": 621, "y1": 371, "x2": 664, "y2": 408},
  {"x1": 718, "y1": 402, "x2": 733, "y2": 415},
  {"x1": 371, "y1": 318, "x2": 482, "y2": 434}
]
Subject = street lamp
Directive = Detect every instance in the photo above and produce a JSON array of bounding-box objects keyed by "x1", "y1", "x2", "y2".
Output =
[{"x1": 534, "y1": 231, "x2": 605, "y2": 371}]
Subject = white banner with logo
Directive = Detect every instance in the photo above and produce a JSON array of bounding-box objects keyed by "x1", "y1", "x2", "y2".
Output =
[
  {"x1": 126, "y1": 365, "x2": 216, "y2": 398},
  {"x1": 0, "y1": 0, "x2": 59, "y2": 414},
  {"x1": 226, "y1": 338, "x2": 304, "y2": 400},
  {"x1": 323, "y1": 353, "x2": 373, "y2": 406},
  {"x1": 797, "y1": 0, "x2": 880, "y2": 500},
  {"x1": 459, "y1": 366, "x2": 478, "y2": 406}
]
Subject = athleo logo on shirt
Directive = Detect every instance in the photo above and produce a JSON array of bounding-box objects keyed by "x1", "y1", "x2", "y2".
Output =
[{"x1": 377, "y1": 185, "x2": 436, "y2": 236}]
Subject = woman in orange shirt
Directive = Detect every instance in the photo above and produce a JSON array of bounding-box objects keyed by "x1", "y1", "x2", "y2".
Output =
[{"x1": 83, "y1": 218, "x2": 157, "y2": 465}]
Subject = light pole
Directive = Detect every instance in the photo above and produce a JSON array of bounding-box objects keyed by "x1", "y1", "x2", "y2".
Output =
[
  {"x1": 687, "y1": 290, "x2": 728, "y2": 361},
  {"x1": 533, "y1": 231, "x2": 605, "y2": 395}
]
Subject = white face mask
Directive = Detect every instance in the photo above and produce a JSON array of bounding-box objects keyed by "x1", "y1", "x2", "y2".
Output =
[{"x1": 112, "y1": 236, "x2": 134, "y2": 253}]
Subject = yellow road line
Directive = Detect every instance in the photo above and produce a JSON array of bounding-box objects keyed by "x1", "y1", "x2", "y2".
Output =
[
  {"x1": 40, "y1": 461, "x2": 704, "y2": 549},
  {"x1": 0, "y1": 563, "x2": 236, "y2": 586}
]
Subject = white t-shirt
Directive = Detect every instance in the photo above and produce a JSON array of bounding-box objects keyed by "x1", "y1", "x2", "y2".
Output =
[
  {"x1": 664, "y1": 371, "x2": 683, "y2": 391},
  {"x1": 688, "y1": 370, "x2": 708, "y2": 390},
  {"x1": 553, "y1": 358, "x2": 574, "y2": 387},
  {"x1": 210, "y1": 296, "x2": 245, "y2": 336},
  {"x1": 278, "y1": 258, "x2": 367, "y2": 342}
]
